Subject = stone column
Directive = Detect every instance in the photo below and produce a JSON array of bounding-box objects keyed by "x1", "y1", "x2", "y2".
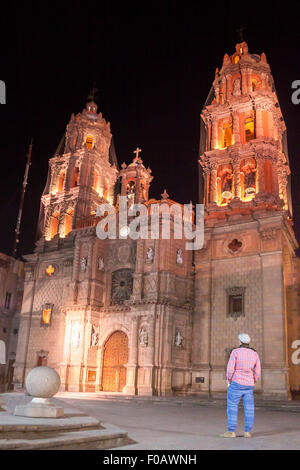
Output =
[
  {"x1": 95, "y1": 347, "x2": 103, "y2": 392},
  {"x1": 247, "y1": 70, "x2": 252, "y2": 91},
  {"x1": 255, "y1": 106, "x2": 264, "y2": 138},
  {"x1": 160, "y1": 307, "x2": 173, "y2": 396},
  {"x1": 241, "y1": 69, "x2": 248, "y2": 95},
  {"x1": 271, "y1": 161, "x2": 279, "y2": 195},
  {"x1": 232, "y1": 112, "x2": 240, "y2": 145},
  {"x1": 123, "y1": 315, "x2": 138, "y2": 395},
  {"x1": 226, "y1": 74, "x2": 232, "y2": 100},
  {"x1": 261, "y1": 251, "x2": 289, "y2": 398},
  {"x1": 268, "y1": 111, "x2": 274, "y2": 138},
  {"x1": 138, "y1": 314, "x2": 156, "y2": 396},
  {"x1": 210, "y1": 165, "x2": 218, "y2": 204},
  {"x1": 257, "y1": 157, "x2": 265, "y2": 194},
  {"x1": 59, "y1": 318, "x2": 72, "y2": 391},
  {"x1": 232, "y1": 160, "x2": 241, "y2": 199},
  {"x1": 190, "y1": 256, "x2": 212, "y2": 395},
  {"x1": 211, "y1": 118, "x2": 218, "y2": 150}
]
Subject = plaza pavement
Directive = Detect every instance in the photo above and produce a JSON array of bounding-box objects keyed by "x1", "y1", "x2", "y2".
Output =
[{"x1": 56, "y1": 392, "x2": 300, "y2": 450}]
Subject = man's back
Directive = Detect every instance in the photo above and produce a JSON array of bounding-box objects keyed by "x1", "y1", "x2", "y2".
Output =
[{"x1": 227, "y1": 346, "x2": 261, "y2": 386}]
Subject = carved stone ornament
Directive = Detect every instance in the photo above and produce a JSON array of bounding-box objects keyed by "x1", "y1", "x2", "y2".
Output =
[
  {"x1": 260, "y1": 228, "x2": 277, "y2": 240},
  {"x1": 111, "y1": 269, "x2": 133, "y2": 305},
  {"x1": 228, "y1": 238, "x2": 243, "y2": 253},
  {"x1": 45, "y1": 264, "x2": 56, "y2": 277},
  {"x1": 232, "y1": 78, "x2": 241, "y2": 96}
]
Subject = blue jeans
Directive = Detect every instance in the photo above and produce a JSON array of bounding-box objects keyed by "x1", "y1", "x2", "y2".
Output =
[{"x1": 227, "y1": 381, "x2": 255, "y2": 432}]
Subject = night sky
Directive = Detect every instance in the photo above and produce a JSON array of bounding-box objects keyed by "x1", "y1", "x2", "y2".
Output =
[{"x1": 1, "y1": 1, "x2": 299, "y2": 258}]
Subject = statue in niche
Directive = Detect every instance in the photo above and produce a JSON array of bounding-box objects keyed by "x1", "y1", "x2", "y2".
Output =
[
  {"x1": 90, "y1": 325, "x2": 99, "y2": 347},
  {"x1": 146, "y1": 247, "x2": 154, "y2": 263},
  {"x1": 80, "y1": 257, "x2": 87, "y2": 272},
  {"x1": 174, "y1": 330, "x2": 184, "y2": 348},
  {"x1": 140, "y1": 182, "x2": 147, "y2": 201},
  {"x1": 126, "y1": 181, "x2": 135, "y2": 201},
  {"x1": 98, "y1": 256, "x2": 104, "y2": 271},
  {"x1": 243, "y1": 164, "x2": 256, "y2": 196},
  {"x1": 139, "y1": 327, "x2": 148, "y2": 346},
  {"x1": 176, "y1": 248, "x2": 183, "y2": 265},
  {"x1": 222, "y1": 171, "x2": 233, "y2": 193},
  {"x1": 221, "y1": 168, "x2": 233, "y2": 201},
  {"x1": 232, "y1": 78, "x2": 241, "y2": 96}
]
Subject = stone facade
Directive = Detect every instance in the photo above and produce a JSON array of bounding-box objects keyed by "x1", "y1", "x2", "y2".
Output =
[{"x1": 14, "y1": 42, "x2": 300, "y2": 397}]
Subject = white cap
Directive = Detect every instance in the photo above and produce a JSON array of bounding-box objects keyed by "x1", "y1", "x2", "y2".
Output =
[{"x1": 238, "y1": 333, "x2": 251, "y2": 344}]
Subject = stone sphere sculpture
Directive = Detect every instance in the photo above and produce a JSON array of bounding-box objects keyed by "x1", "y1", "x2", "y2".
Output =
[{"x1": 25, "y1": 366, "x2": 61, "y2": 398}]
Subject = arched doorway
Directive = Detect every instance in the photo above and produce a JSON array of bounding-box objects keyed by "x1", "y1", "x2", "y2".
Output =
[{"x1": 102, "y1": 331, "x2": 128, "y2": 392}]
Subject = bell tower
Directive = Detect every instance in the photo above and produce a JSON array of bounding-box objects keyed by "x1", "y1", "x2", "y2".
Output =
[
  {"x1": 119, "y1": 148, "x2": 153, "y2": 207},
  {"x1": 193, "y1": 42, "x2": 299, "y2": 398},
  {"x1": 39, "y1": 99, "x2": 118, "y2": 241},
  {"x1": 199, "y1": 41, "x2": 291, "y2": 214}
]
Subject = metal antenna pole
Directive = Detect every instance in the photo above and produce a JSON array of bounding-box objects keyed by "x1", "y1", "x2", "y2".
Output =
[{"x1": 12, "y1": 138, "x2": 33, "y2": 258}]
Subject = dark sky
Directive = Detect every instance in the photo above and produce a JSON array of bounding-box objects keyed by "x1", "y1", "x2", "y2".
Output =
[{"x1": 0, "y1": 1, "x2": 299, "y2": 258}]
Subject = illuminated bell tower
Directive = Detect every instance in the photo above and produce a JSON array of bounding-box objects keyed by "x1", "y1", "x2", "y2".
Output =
[
  {"x1": 193, "y1": 42, "x2": 298, "y2": 398},
  {"x1": 199, "y1": 41, "x2": 291, "y2": 213},
  {"x1": 39, "y1": 99, "x2": 118, "y2": 242},
  {"x1": 119, "y1": 148, "x2": 153, "y2": 207}
]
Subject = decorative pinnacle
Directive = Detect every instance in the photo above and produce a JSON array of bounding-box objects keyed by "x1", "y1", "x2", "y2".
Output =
[{"x1": 161, "y1": 189, "x2": 169, "y2": 200}]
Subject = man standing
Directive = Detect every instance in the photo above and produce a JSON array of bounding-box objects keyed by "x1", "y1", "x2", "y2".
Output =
[{"x1": 221, "y1": 333, "x2": 261, "y2": 438}]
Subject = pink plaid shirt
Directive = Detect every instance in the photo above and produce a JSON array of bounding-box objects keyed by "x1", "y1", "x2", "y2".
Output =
[{"x1": 226, "y1": 347, "x2": 261, "y2": 386}]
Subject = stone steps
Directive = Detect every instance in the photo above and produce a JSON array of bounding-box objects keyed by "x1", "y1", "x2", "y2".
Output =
[
  {"x1": 0, "y1": 422, "x2": 130, "y2": 450},
  {"x1": 0, "y1": 395, "x2": 131, "y2": 450}
]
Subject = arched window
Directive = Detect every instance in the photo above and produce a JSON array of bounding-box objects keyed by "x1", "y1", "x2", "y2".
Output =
[
  {"x1": 64, "y1": 209, "x2": 74, "y2": 237},
  {"x1": 58, "y1": 172, "x2": 65, "y2": 192},
  {"x1": 234, "y1": 55, "x2": 240, "y2": 64},
  {"x1": 245, "y1": 115, "x2": 255, "y2": 142},
  {"x1": 86, "y1": 135, "x2": 94, "y2": 149},
  {"x1": 251, "y1": 79, "x2": 257, "y2": 92},
  {"x1": 50, "y1": 212, "x2": 60, "y2": 239},
  {"x1": 221, "y1": 121, "x2": 233, "y2": 148},
  {"x1": 72, "y1": 167, "x2": 80, "y2": 187}
]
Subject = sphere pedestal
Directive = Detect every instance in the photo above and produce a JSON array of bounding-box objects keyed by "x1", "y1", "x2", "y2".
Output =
[{"x1": 14, "y1": 367, "x2": 64, "y2": 419}]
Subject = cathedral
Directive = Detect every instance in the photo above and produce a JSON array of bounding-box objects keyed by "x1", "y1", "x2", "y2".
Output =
[{"x1": 14, "y1": 41, "x2": 300, "y2": 398}]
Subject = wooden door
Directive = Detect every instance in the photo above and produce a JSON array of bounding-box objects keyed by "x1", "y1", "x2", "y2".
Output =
[{"x1": 102, "y1": 331, "x2": 128, "y2": 392}]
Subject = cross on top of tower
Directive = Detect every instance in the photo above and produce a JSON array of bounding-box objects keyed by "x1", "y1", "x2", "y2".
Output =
[
  {"x1": 87, "y1": 82, "x2": 98, "y2": 102},
  {"x1": 133, "y1": 147, "x2": 142, "y2": 159},
  {"x1": 236, "y1": 25, "x2": 246, "y2": 43}
]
